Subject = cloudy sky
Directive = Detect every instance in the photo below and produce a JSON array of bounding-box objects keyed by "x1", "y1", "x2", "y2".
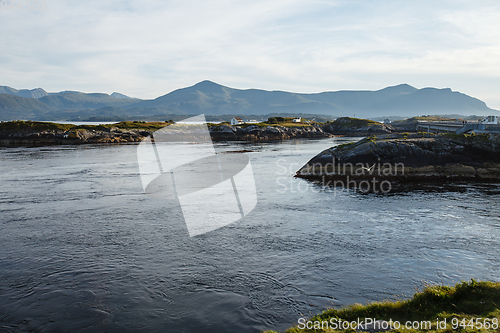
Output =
[{"x1": 1, "y1": 0, "x2": 500, "y2": 109}]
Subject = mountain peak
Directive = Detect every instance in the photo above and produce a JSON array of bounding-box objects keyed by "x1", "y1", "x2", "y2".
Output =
[
  {"x1": 0, "y1": 85, "x2": 47, "y2": 99},
  {"x1": 192, "y1": 80, "x2": 223, "y2": 88},
  {"x1": 111, "y1": 92, "x2": 133, "y2": 99},
  {"x1": 188, "y1": 80, "x2": 228, "y2": 93},
  {"x1": 1, "y1": 82, "x2": 496, "y2": 121},
  {"x1": 194, "y1": 80, "x2": 220, "y2": 86},
  {"x1": 378, "y1": 83, "x2": 417, "y2": 94}
]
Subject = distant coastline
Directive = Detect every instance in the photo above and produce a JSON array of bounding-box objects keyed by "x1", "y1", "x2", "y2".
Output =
[
  {"x1": 0, "y1": 117, "x2": 404, "y2": 146},
  {"x1": 3, "y1": 116, "x2": 494, "y2": 147}
]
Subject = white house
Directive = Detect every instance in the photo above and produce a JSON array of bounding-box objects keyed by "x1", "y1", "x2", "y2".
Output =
[
  {"x1": 482, "y1": 116, "x2": 498, "y2": 125},
  {"x1": 292, "y1": 117, "x2": 301, "y2": 123},
  {"x1": 231, "y1": 117, "x2": 243, "y2": 125}
]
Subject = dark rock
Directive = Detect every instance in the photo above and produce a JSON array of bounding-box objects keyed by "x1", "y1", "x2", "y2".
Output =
[
  {"x1": 209, "y1": 124, "x2": 333, "y2": 141},
  {"x1": 296, "y1": 133, "x2": 500, "y2": 183},
  {"x1": 323, "y1": 117, "x2": 396, "y2": 135}
]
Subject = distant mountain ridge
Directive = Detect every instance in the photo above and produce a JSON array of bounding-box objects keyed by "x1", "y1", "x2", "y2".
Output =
[
  {"x1": 0, "y1": 81, "x2": 497, "y2": 121},
  {"x1": 0, "y1": 86, "x2": 48, "y2": 99}
]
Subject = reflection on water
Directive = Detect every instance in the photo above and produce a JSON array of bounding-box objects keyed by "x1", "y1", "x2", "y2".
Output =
[{"x1": 0, "y1": 138, "x2": 499, "y2": 332}]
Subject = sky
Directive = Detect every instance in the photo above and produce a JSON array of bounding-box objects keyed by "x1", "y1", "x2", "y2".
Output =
[{"x1": 1, "y1": 0, "x2": 500, "y2": 110}]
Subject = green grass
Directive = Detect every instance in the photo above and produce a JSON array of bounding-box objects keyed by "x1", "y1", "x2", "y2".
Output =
[
  {"x1": 234, "y1": 122, "x2": 270, "y2": 128},
  {"x1": 264, "y1": 280, "x2": 500, "y2": 333},
  {"x1": 233, "y1": 121, "x2": 313, "y2": 128},
  {"x1": 392, "y1": 116, "x2": 465, "y2": 125},
  {"x1": 335, "y1": 142, "x2": 357, "y2": 150},
  {"x1": 333, "y1": 137, "x2": 374, "y2": 154},
  {"x1": 106, "y1": 121, "x2": 173, "y2": 130},
  {"x1": 0, "y1": 120, "x2": 314, "y2": 134},
  {"x1": 0, "y1": 120, "x2": 74, "y2": 131},
  {"x1": 266, "y1": 116, "x2": 307, "y2": 124},
  {"x1": 268, "y1": 122, "x2": 313, "y2": 128},
  {"x1": 328, "y1": 117, "x2": 380, "y2": 128},
  {"x1": 0, "y1": 120, "x2": 173, "y2": 132},
  {"x1": 441, "y1": 132, "x2": 490, "y2": 142}
]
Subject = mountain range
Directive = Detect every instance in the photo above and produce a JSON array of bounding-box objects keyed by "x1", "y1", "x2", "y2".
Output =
[{"x1": 0, "y1": 80, "x2": 497, "y2": 121}]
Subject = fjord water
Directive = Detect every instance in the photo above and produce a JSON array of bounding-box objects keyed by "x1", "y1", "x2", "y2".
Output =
[{"x1": 1, "y1": 138, "x2": 499, "y2": 332}]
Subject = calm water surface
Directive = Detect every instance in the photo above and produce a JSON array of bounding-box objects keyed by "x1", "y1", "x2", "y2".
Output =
[{"x1": 1, "y1": 138, "x2": 499, "y2": 332}]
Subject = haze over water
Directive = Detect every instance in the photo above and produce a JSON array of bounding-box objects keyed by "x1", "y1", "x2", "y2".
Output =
[{"x1": 1, "y1": 138, "x2": 499, "y2": 332}]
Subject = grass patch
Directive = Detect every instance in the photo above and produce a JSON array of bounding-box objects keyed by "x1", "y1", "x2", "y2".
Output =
[
  {"x1": 441, "y1": 132, "x2": 490, "y2": 142},
  {"x1": 335, "y1": 142, "x2": 356, "y2": 151},
  {"x1": 106, "y1": 121, "x2": 173, "y2": 130},
  {"x1": 328, "y1": 117, "x2": 380, "y2": 128},
  {"x1": 335, "y1": 137, "x2": 376, "y2": 153},
  {"x1": 234, "y1": 122, "x2": 313, "y2": 128},
  {"x1": 0, "y1": 120, "x2": 173, "y2": 132},
  {"x1": 264, "y1": 280, "x2": 500, "y2": 333},
  {"x1": 235, "y1": 122, "x2": 270, "y2": 128},
  {"x1": 266, "y1": 116, "x2": 306, "y2": 124},
  {"x1": 0, "y1": 120, "x2": 74, "y2": 132},
  {"x1": 392, "y1": 116, "x2": 465, "y2": 124},
  {"x1": 268, "y1": 122, "x2": 313, "y2": 128}
]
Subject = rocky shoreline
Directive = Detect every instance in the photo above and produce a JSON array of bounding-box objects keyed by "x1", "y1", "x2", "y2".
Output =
[
  {"x1": 0, "y1": 117, "x2": 408, "y2": 146},
  {"x1": 0, "y1": 127, "x2": 151, "y2": 146},
  {"x1": 208, "y1": 123, "x2": 333, "y2": 141},
  {"x1": 0, "y1": 123, "x2": 334, "y2": 146},
  {"x1": 296, "y1": 133, "x2": 500, "y2": 184}
]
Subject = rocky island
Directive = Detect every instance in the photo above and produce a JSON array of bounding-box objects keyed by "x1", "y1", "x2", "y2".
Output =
[
  {"x1": 0, "y1": 119, "x2": 334, "y2": 145},
  {"x1": 0, "y1": 120, "x2": 161, "y2": 145},
  {"x1": 296, "y1": 132, "x2": 500, "y2": 186},
  {"x1": 208, "y1": 122, "x2": 332, "y2": 141},
  {"x1": 0, "y1": 117, "x2": 404, "y2": 146},
  {"x1": 322, "y1": 117, "x2": 395, "y2": 135}
]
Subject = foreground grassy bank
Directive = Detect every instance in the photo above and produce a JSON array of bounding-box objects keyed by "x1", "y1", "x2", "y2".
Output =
[{"x1": 265, "y1": 280, "x2": 500, "y2": 333}]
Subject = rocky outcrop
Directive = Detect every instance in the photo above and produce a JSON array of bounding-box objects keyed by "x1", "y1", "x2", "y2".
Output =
[
  {"x1": 209, "y1": 123, "x2": 333, "y2": 141},
  {"x1": 296, "y1": 133, "x2": 500, "y2": 184},
  {"x1": 390, "y1": 121, "x2": 419, "y2": 132},
  {"x1": 322, "y1": 117, "x2": 395, "y2": 135},
  {"x1": 0, "y1": 127, "x2": 152, "y2": 145},
  {"x1": 209, "y1": 124, "x2": 333, "y2": 141},
  {"x1": 0, "y1": 123, "x2": 333, "y2": 146}
]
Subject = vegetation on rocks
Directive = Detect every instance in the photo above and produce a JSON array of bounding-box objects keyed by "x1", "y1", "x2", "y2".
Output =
[
  {"x1": 208, "y1": 122, "x2": 330, "y2": 141},
  {"x1": 0, "y1": 120, "x2": 74, "y2": 132},
  {"x1": 0, "y1": 120, "x2": 176, "y2": 145},
  {"x1": 391, "y1": 116, "x2": 465, "y2": 124},
  {"x1": 264, "y1": 280, "x2": 500, "y2": 333},
  {"x1": 296, "y1": 132, "x2": 500, "y2": 183},
  {"x1": 0, "y1": 119, "x2": 332, "y2": 144},
  {"x1": 326, "y1": 117, "x2": 380, "y2": 128},
  {"x1": 324, "y1": 117, "x2": 395, "y2": 134},
  {"x1": 0, "y1": 120, "x2": 173, "y2": 132}
]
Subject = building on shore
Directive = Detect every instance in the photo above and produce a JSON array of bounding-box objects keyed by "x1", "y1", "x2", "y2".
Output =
[
  {"x1": 231, "y1": 117, "x2": 243, "y2": 125},
  {"x1": 483, "y1": 116, "x2": 498, "y2": 125}
]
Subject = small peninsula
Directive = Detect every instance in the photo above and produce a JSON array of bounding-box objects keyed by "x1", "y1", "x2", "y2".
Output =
[{"x1": 296, "y1": 132, "x2": 500, "y2": 184}]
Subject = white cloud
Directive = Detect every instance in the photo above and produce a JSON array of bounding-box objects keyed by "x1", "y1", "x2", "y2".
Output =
[{"x1": 1, "y1": 0, "x2": 500, "y2": 109}]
